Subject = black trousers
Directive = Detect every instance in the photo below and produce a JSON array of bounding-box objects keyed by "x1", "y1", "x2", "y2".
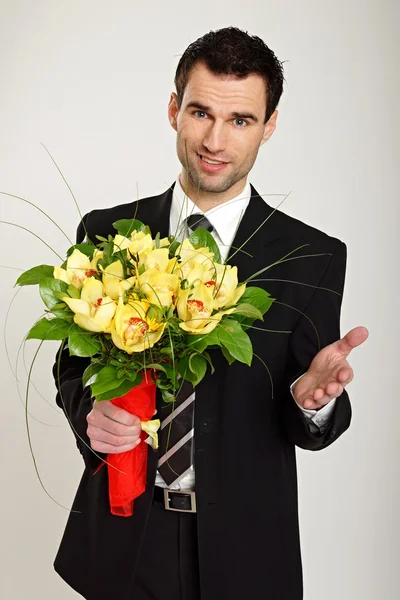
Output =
[{"x1": 131, "y1": 490, "x2": 201, "y2": 599}]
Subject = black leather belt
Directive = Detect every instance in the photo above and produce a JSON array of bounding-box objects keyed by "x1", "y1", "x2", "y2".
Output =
[{"x1": 153, "y1": 485, "x2": 197, "y2": 513}]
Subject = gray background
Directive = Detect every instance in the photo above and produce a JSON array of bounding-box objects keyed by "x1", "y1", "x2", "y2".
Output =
[{"x1": 0, "y1": 1, "x2": 398, "y2": 598}]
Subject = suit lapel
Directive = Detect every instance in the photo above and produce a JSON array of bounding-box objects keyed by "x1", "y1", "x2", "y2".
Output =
[
  {"x1": 227, "y1": 184, "x2": 281, "y2": 282},
  {"x1": 135, "y1": 183, "x2": 175, "y2": 239}
]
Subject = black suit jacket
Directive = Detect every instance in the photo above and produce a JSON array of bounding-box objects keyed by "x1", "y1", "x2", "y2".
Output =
[{"x1": 53, "y1": 183, "x2": 351, "y2": 600}]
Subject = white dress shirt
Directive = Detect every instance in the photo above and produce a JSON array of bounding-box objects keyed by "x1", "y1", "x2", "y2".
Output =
[{"x1": 154, "y1": 177, "x2": 336, "y2": 490}]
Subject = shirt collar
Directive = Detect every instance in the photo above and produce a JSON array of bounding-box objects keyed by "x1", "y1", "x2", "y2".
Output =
[{"x1": 170, "y1": 177, "x2": 252, "y2": 247}]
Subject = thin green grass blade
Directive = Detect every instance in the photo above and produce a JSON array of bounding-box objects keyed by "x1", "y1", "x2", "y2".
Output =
[
  {"x1": 41, "y1": 143, "x2": 89, "y2": 241},
  {"x1": 0, "y1": 221, "x2": 63, "y2": 261},
  {"x1": 55, "y1": 339, "x2": 128, "y2": 475},
  {"x1": 250, "y1": 278, "x2": 341, "y2": 296},
  {"x1": 25, "y1": 340, "x2": 82, "y2": 513},
  {"x1": 0, "y1": 192, "x2": 73, "y2": 245},
  {"x1": 274, "y1": 300, "x2": 321, "y2": 351},
  {"x1": 15, "y1": 332, "x2": 60, "y2": 426},
  {"x1": 253, "y1": 352, "x2": 274, "y2": 399}
]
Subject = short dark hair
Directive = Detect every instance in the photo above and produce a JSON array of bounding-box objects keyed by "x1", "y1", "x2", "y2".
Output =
[{"x1": 174, "y1": 27, "x2": 285, "y2": 123}]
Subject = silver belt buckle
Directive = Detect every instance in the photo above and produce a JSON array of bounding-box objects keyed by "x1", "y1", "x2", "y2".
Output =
[{"x1": 163, "y1": 488, "x2": 197, "y2": 513}]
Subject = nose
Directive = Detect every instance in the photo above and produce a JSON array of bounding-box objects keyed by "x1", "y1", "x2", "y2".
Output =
[{"x1": 202, "y1": 120, "x2": 227, "y2": 156}]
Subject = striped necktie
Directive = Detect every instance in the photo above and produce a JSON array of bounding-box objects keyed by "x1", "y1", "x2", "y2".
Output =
[{"x1": 157, "y1": 213, "x2": 214, "y2": 487}]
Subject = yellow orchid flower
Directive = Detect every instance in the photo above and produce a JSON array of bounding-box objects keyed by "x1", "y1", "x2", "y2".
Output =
[
  {"x1": 138, "y1": 268, "x2": 180, "y2": 308},
  {"x1": 177, "y1": 282, "x2": 235, "y2": 334},
  {"x1": 101, "y1": 260, "x2": 124, "y2": 300},
  {"x1": 128, "y1": 231, "x2": 154, "y2": 266},
  {"x1": 143, "y1": 248, "x2": 175, "y2": 273},
  {"x1": 176, "y1": 239, "x2": 215, "y2": 280},
  {"x1": 63, "y1": 277, "x2": 116, "y2": 332},
  {"x1": 110, "y1": 298, "x2": 165, "y2": 353},
  {"x1": 53, "y1": 248, "x2": 101, "y2": 290},
  {"x1": 204, "y1": 263, "x2": 246, "y2": 309},
  {"x1": 113, "y1": 234, "x2": 131, "y2": 254}
]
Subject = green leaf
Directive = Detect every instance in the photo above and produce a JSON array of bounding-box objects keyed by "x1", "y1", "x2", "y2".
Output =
[
  {"x1": 186, "y1": 327, "x2": 220, "y2": 352},
  {"x1": 238, "y1": 286, "x2": 275, "y2": 316},
  {"x1": 90, "y1": 365, "x2": 119, "y2": 395},
  {"x1": 82, "y1": 362, "x2": 104, "y2": 388},
  {"x1": 26, "y1": 317, "x2": 71, "y2": 341},
  {"x1": 49, "y1": 308, "x2": 74, "y2": 322},
  {"x1": 202, "y1": 350, "x2": 215, "y2": 374},
  {"x1": 169, "y1": 241, "x2": 181, "y2": 258},
  {"x1": 154, "y1": 232, "x2": 161, "y2": 248},
  {"x1": 67, "y1": 284, "x2": 81, "y2": 299},
  {"x1": 112, "y1": 218, "x2": 148, "y2": 237},
  {"x1": 94, "y1": 378, "x2": 135, "y2": 402},
  {"x1": 66, "y1": 243, "x2": 96, "y2": 258},
  {"x1": 221, "y1": 345, "x2": 235, "y2": 365},
  {"x1": 188, "y1": 353, "x2": 207, "y2": 386},
  {"x1": 160, "y1": 388, "x2": 176, "y2": 404},
  {"x1": 217, "y1": 319, "x2": 253, "y2": 366},
  {"x1": 231, "y1": 303, "x2": 263, "y2": 320},
  {"x1": 39, "y1": 278, "x2": 69, "y2": 310},
  {"x1": 189, "y1": 227, "x2": 221, "y2": 264},
  {"x1": 15, "y1": 264, "x2": 54, "y2": 287},
  {"x1": 68, "y1": 328, "x2": 101, "y2": 357}
]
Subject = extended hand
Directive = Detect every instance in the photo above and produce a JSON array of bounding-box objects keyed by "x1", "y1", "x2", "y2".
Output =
[{"x1": 292, "y1": 326, "x2": 369, "y2": 410}]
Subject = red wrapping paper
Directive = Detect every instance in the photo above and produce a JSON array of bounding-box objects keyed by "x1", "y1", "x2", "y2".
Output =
[{"x1": 92, "y1": 371, "x2": 156, "y2": 517}]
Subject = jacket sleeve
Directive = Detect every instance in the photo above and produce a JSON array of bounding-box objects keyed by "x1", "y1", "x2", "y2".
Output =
[
  {"x1": 53, "y1": 213, "x2": 107, "y2": 470},
  {"x1": 279, "y1": 240, "x2": 352, "y2": 450}
]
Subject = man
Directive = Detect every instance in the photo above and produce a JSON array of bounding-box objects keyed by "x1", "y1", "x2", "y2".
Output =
[{"x1": 53, "y1": 27, "x2": 368, "y2": 600}]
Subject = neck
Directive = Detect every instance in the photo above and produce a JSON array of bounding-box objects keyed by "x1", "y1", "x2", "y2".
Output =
[{"x1": 178, "y1": 172, "x2": 248, "y2": 212}]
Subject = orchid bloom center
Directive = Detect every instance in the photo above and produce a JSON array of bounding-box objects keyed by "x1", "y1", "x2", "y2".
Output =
[
  {"x1": 215, "y1": 284, "x2": 227, "y2": 300},
  {"x1": 125, "y1": 317, "x2": 149, "y2": 345},
  {"x1": 204, "y1": 280, "x2": 216, "y2": 288},
  {"x1": 187, "y1": 299, "x2": 210, "y2": 317},
  {"x1": 91, "y1": 297, "x2": 103, "y2": 315},
  {"x1": 85, "y1": 269, "x2": 98, "y2": 277}
]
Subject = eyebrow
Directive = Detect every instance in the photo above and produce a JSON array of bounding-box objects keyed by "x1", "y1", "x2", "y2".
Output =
[{"x1": 186, "y1": 101, "x2": 259, "y2": 123}]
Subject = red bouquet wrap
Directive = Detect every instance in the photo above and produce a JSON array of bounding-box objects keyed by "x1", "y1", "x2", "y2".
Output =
[{"x1": 93, "y1": 372, "x2": 157, "y2": 517}]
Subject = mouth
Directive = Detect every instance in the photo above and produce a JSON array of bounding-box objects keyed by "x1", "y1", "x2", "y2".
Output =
[{"x1": 198, "y1": 154, "x2": 229, "y2": 173}]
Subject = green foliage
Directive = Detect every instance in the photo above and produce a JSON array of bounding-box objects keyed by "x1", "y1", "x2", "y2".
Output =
[
  {"x1": 15, "y1": 265, "x2": 54, "y2": 287},
  {"x1": 112, "y1": 218, "x2": 150, "y2": 237},
  {"x1": 67, "y1": 284, "x2": 80, "y2": 299},
  {"x1": 189, "y1": 227, "x2": 221, "y2": 263},
  {"x1": 231, "y1": 303, "x2": 263, "y2": 320},
  {"x1": 68, "y1": 327, "x2": 101, "y2": 357},
  {"x1": 168, "y1": 240, "x2": 181, "y2": 259},
  {"x1": 26, "y1": 317, "x2": 71, "y2": 341},
  {"x1": 95, "y1": 378, "x2": 137, "y2": 402},
  {"x1": 82, "y1": 362, "x2": 103, "y2": 387},
  {"x1": 66, "y1": 243, "x2": 96, "y2": 259},
  {"x1": 233, "y1": 286, "x2": 275, "y2": 329},
  {"x1": 217, "y1": 319, "x2": 253, "y2": 366},
  {"x1": 238, "y1": 286, "x2": 275, "y2": 315},
  {"x1": 39, "y1": 278, "x2": 69, "y2": 310}
]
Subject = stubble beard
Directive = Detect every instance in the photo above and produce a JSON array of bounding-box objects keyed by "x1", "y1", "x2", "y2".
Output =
[{"x1": 177, "y1": 138, "x2": 254, "y2": 196}]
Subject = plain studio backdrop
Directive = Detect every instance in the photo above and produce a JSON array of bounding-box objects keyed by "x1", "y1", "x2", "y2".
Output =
[{"x1": 0, "y1": 1, "x2": 398, "y2": 598}]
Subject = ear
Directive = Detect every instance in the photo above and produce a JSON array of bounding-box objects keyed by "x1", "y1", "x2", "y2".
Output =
[
  {"x1": 260, "y1": 110, "x2": 278, "y2": 146},
  {"x1": 168, "y1": 92, "x2": 179, "y2": 132}
]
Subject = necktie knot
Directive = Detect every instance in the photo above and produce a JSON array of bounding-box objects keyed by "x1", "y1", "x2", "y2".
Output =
[{"x1": 185, "y1": 214, "x2": 214, "y2": 233}]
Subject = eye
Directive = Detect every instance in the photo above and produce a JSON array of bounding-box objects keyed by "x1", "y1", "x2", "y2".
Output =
[
  {"x1": 194, "y1": 110, "x2": 207, "y2": 119},
  {"x1": 234, "y1": 118, "x2": 247, "y2": 128}
]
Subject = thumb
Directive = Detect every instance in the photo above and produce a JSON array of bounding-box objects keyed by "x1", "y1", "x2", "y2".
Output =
[{"x1": 336, "y1": 326, "x2": 369, "y2": 358}]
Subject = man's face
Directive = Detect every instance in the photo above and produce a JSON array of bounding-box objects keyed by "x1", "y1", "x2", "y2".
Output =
[{"x1": 168, "y1": 61, "x2": 277, "y2": 200}]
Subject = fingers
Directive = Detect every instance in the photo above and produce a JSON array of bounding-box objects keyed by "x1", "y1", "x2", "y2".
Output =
[
  {"x1": 87, "y1": 400, "x2": 143, "y2": 454},
  {"x1": 90, "y1": 438, "x2": 142, "y2": 454},
  {"x1": 94, "y1": 399, "x2": 141, "y2": 427}
]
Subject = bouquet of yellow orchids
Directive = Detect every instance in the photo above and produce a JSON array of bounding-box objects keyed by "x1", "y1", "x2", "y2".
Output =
[
  {"x1": 17, "y1": 217, "x2": 274, "y2": 405},
  {"x1": 15, "y1": 216, "x2": 274, "y2": 516}
]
